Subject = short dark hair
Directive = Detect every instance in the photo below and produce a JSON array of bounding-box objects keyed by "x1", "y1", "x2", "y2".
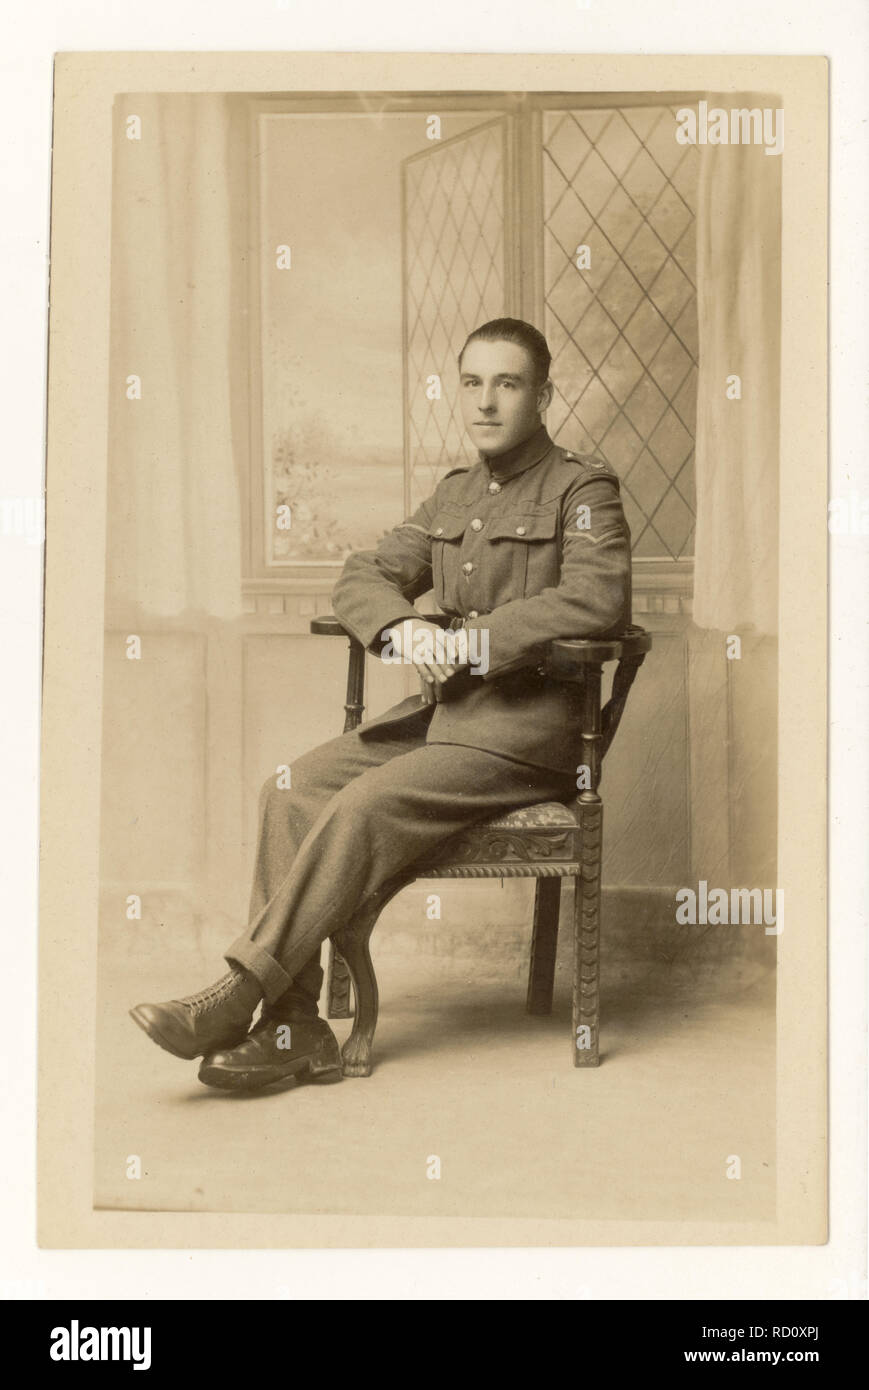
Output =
[{"x1": 458, "y1": 318, "x2": 552, "y2": 387}]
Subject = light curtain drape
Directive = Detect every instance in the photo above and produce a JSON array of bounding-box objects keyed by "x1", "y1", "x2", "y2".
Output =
[
  {"x1": 105, "y1": 94, "x2": 242, "y2": 621},
  {"x1": 692, "y1": 96, "x2": 782, "y2": 635}
]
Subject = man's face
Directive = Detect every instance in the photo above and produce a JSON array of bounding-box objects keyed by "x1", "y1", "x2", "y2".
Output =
[{"x1": 458, "y1": 338, "x2": 552, "y2": 457}]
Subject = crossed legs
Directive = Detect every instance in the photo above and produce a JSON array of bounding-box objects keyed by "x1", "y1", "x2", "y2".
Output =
[
  {"x1": 131, "y1": 716, "x2": 575, "y2": 1088},
  {"x1": 225, "y1": 727, "x2": 575, "y2": 1003}
]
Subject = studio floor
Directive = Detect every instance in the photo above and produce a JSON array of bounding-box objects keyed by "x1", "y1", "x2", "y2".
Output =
[{"x1": 94, "y1": 933, "x2": 776, "y2": 1225}]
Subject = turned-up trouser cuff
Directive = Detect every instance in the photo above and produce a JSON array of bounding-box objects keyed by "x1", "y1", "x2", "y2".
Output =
[{"x1": 225, "y1": 714, "x2": 575, "y2": 1006}]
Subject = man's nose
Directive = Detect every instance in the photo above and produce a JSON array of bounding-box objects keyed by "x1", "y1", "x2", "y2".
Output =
[{"x1": 479, "y1": 384, "x2": 497, "y2": 412}]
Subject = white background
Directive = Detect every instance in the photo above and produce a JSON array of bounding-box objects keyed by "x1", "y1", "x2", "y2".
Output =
[{"x1": 1, "y1": 0, "x2": 866, "y2": 1301}]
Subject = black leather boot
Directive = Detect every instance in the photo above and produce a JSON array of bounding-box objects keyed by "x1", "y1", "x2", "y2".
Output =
[
  {"x1": 198, "y1": 1010, "x2": 343, "y2": 1091},
  {"x1": 129, "y1": 969, "x2": 262, "y2": 1061}
]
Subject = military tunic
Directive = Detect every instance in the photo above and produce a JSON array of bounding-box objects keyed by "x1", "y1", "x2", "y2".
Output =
[{"x1": 332, "y1": 423, "x2": 632, "y2": 771}]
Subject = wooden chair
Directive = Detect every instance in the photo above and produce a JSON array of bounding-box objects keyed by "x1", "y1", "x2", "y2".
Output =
[{"x1": 311, "y1": 615, "x2": 651, "y2": 1075}]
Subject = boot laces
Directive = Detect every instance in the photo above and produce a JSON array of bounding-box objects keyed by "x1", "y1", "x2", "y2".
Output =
[{"x1": 177, "y1": 972, "x2": 241, "y2": 1016}]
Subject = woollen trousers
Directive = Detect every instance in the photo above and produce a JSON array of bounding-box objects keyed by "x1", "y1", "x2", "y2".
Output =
[{"x1": 224, "y1": 706, "x2": 576, "y2": 1008}]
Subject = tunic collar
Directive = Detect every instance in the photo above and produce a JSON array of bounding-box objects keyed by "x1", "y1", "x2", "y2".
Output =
[{"x1": 478, "y1": 423, "x2": 553, "y2": 484}]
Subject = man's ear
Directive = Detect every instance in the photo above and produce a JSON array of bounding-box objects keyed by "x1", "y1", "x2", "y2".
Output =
[{"x1": 537, "y1": 377, "x2": 554, "y2": 413}]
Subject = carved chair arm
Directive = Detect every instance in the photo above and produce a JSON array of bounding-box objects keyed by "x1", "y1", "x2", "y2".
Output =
[
  {"x1": 310, "y1": 616, "x2": 651, "y2": 659},
  {"x1": 544, "y1": 626, "x2": 652, "y2": 759},
  {"x1": 543, "y1": 626, "x2": 653, "y2": 676}
]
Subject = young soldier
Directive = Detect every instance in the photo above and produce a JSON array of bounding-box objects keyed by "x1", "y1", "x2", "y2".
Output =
[{"x1": 130, "y1": 318, "x2": 631, "y2": 1091}]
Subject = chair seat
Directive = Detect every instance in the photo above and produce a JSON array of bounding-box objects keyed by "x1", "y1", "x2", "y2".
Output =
[{"x1": 415, "y1": 800, "x2": 582, "y2": 878}]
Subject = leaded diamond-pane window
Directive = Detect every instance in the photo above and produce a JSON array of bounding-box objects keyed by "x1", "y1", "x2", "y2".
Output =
[
  {"x1": 403, "y1": 119, "x2": 509, "y2": 513},
  {"x1": 542, "y1": 106, "x2": 699, "y2": 558}
]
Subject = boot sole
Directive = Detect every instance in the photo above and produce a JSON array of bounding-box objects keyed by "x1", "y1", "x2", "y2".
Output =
[
  {"x1": 197, "y1": 1054, "x2": 344, "y2": 1092},
  {"x1": 128, "y1": 1006, "x2": 248, "y2": 1063}
]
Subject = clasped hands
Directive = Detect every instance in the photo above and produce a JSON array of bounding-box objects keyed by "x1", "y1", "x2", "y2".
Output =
[{"x1": 386, "y1": 619, "x2": 471, "y2": 705}]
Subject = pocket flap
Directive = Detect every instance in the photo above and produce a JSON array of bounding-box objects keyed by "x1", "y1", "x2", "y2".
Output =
[
  {"x1": 486, "y1": 511, "x2": 559, "y2": 542},
  {"x1": 427, "y1": 512, "x2": 468, "y2": 541}
]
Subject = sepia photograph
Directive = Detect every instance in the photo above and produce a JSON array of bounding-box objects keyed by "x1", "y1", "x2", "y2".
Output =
[{"x1": 38, "y1": 51, "x2": 828, "y2": 1249}]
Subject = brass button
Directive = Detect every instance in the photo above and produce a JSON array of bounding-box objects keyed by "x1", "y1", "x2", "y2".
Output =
[
  {"x1": 470, "y1": 518, "x2": 483, "y2": 532},
  {"x1": 434, "y1": 527, "x2": 444, "y2": 537},
  {"x1": 515, "y1": 525, "x2": 527, "y2": 536},
  {"x1": 462, "y1": 561, "x2": 474, "y2": 574},
  {"x1": 488, "y1": 480, "x2": 501, "y2": 494},
  {"x1": 468, "y1": 610, "x2": 479, "y2": 619}
]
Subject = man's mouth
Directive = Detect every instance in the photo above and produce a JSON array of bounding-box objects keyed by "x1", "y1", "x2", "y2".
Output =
[{"x1": 474, "y1": 422, "x2": 501, "y2": 427}]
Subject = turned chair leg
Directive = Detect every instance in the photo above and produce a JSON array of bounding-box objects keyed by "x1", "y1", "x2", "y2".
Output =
[
  {"x1": 331, "y1": 922, "x2": 379, "y2": 1077},
  {"x1": 526, "y1": 877, "x2": 562, "y2": 1014},
  {"x1": 574, "y1": 799, "x2": 602, "y2": 1067},
  {"x1": 329, "y1": 874, "x2": 411, "y2": 1077}
]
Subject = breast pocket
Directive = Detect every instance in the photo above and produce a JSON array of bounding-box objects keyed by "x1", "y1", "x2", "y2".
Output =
[
  {"x1": 486, "y1": 510, "x2": 560, "y2": 598},
  {"x1": 427, "y1": 512, "x2": 468, "y2": 610}
]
